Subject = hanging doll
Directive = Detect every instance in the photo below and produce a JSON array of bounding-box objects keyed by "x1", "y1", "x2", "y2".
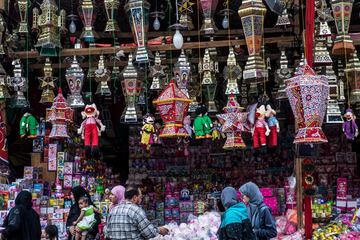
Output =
[
  {"x1": 78, "y1": 104, "x2": 106, "y2": 159},
  {"x1": 266, "y1": 104, "x2": 280, "y2": 147},
  {"x1": 183, "y1": 115, "x2": 193, "y2": 137},
  {"x1": 211, "y1": 120, "x2": 224, "y2": 141},
  {"x1": 252, "y1": 104, "x2": 270, "y2": 148},
  {"x1": 202, "y1": 106, "x2": 213, "y2": 138},
  {"x1": 194, "y1": 106, "x2": 205, "y2": 139},
  {"x1": 140, "y1": 113, "x2": 155, "y2": 150},
  {"x1": 343, "y1": 108, "x2": 358, "y2": 141},
  {"x1": 20, "y1": 109, "x2": 39, "y2": 138}
]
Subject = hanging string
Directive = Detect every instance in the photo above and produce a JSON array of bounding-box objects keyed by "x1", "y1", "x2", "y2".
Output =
[
  {"x1": 143, "y1": 0, "x2": 149, "y2": 113},
  {"x1": 196, "y1": 0, "x2": 202, "y2": 103},
  {"x1": 88, "y1": 46, "x2": 92, "y2": 103},
  {"x1": 262, "y1": 16, "x2": 266, "y2": 97},
  {"x1": 58, "y1": 0, "x2": 61, "y2": 89},
  {"x1": 112, "y1": 6, "x2": 117, "y2": 104},
  {"x1": 25, "y1": 0, "x2": 30, "y2": 103},
  {"x1": 226, "y1": 1, "x2": 231, "y2": 81},
  {"x1": 169, "y1": 0, "x2": 173, "y2": 76}
]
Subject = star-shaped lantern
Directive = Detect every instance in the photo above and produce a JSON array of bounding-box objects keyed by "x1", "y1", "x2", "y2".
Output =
[
  {"x1": 223, "y1": 47, "x2": 242, "y2": 96},
  {"x1": 178, "y1": 0, "x2": 195, "y2": 29},
  {"x1": 216, "y1": 96, "x2": 247, "y2": 149},
  {"x1": 149, "y1": 51, "x2": 166, "y2": 91},
  {"x1": 38, "y1": 58, "x2": 57, "y2": 104}
]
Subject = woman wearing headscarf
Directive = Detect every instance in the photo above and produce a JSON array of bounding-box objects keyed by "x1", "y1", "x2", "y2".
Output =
[
  {"x1": 66, "y1": 186, "x2": 101, "y2": 240},
  {"x1": 239, "y1": 182, "x2": 277, "y2": 240},
  {"x1": 218, "y1": 187, "x2": 255, "y2": 240},
  {"x1": 109, "y1": 185, "x2": 125, "y2": 212},
  {"x1": 2, "y1": 191, "x2": 41, "y2": 240}
]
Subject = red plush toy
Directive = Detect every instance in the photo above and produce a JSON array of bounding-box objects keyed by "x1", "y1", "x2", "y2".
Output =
[
  {"x1": 252, "y1": 104, "x2": 270, "y2": 148},
  {"x1": 78, "y1": 104, "x2": 106, "y2": 158}
]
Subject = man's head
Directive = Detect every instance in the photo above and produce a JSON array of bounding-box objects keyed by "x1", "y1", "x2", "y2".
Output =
[{"x1": 125, "y1": 186, "x2": 143, "y2": 205}]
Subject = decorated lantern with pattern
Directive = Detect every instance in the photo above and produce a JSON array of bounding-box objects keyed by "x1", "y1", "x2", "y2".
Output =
[
  {"x1": 46, "y1": 88, "x2": 74, "y2": 139},
  {"x1": 199, "y1": 0, "x2": 219, "y2": 35},
  {"x1": 285, "y1": 63, "x2": 329, "y2": 144},
  {"x1": 153, "y1": 80, "x2": 191, "y2": 138},
  {"x1": 78, "y1": 0, "x2": 98, "y2": 43},
  {"x1": 39, "y1": 58, "x2": 57, "y2": 104}
]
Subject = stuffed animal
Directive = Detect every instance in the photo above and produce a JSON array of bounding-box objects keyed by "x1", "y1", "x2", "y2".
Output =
[
  {"x1": 20, "y1": 110, "x2": 39, "y2": 138},
  {"x1": 202, "y1": 107, "x2": 213, "y2": 138},
  {"x1": 194, "y1": 107, "x2": 205, "y2": 139},
  {"x1": 211, "y1": 120, "x2": 224, "y2": 141},
  {"x1": 140, "y1": 113, "x2": 155, "y2": 150},
  {"x1": 343, "y1": 108, "x2": 358, "y2": 141},
  {"x1": 252, "y1": 104, "x2": 270, "y2": 148},
  {"x1": 266, "y1": 104, "x2": 280, "y2": 147},
  {"x1": 78, "y1": 104, "x2": 106, "y2": 158}
]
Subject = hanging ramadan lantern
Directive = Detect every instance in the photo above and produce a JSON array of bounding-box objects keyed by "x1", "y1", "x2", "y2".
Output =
[
  {"x1": 38, "y1": 58, "x2": 57, "y2": 104},
  {"x1": 125, "y1": 0, "x2": 152, "y2": 64},
  {"x1": 8, "y1": 59, "x2": 29, "y2": 108},
  {"x1": 0, "y1": 14, "x2": 7, "y2": 55},
  {"x1": 149, "y1": 51, "x2": 166, "y2": 91},
  {"x1": 46, "y1": 88, "x2": 74, "y2": 139},
  {"x1": 78, "y1": 0, "x2": 98, "y2": 43},
  {"x1": 199, "y1": 0, "x2": 219, "y2": 34},
  {"x1": 345, "y1": 51, "x2": 360, "y2": 110},
  {"x1": 199, "y1": 48, "x2": 218, "y2": 112},
  {"x1": 0, "y1": 63, "x2": 10, "y2": 100},
  {"x1": 219, "y1": 0, "x2": 234, "y2": 29},
  {"x1": 65, "y1": 56, "x2": 85, "y2": 108},
  {"x1": 216, "y1": 95, "x2": 247, "y2": 149},
  {"x1": 121, "y1": 55, "x2": 142, "y2": 123},
  {"x1": 153, "y1": 80, "x2": 191, "y2": 138},
  {"x1": 313, "y1": 24, "x2": 332, "y2": 66},
  {"x1": 188, "y1": 80, "x2": 200, "y2": 112},
  {"x1": 17, "y1": 0, "x2": 29, "y2": 34},
  {"x1": 285, "y1": 63, "x2": 329, "y2": 144},
  {"x1": 325, "y1": 64, "x2": 343, "y2": 123},
  {"x1": 331, "y1": 0, "x2": 355, "y2": 56},
  {"x1": 95, "y1": 55, "x2": 111, "y2": 96},
  {"x1": 315, "y1": 0, "x2": 333, "y2": 37},
  {"x1": 223, "y1": 47, "x2": 242, "y2": 96},
  {"x1": 33, "y1": 0, "x2": 64, "y2": 56},
  {"x1": 275, "y1": 0, "x2": 291, "y2": 27},
  {"x1": 238, "y1": 0, "x2": 268, "y2": 83},
  {"x1": 178, "y1": 0, "x2": 195, "y2": 30},
  {"x1": 104, "y1": 0, "x2": 120, "y2": 32},
  {"x1": 174, "y1": 49, "x2": 192, "y2": 97},
  {"x1": 276, "y1": 50, "x2": 292, "y2": 100}
]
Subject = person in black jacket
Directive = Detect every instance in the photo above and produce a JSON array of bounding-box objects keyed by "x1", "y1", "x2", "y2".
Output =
[
  {"x1": 239, "y1": 182, "x2": 277, "y2": 240},
  {"x1": 66, "y1": 186, "x2": 101, "y2": 240},
  {"x1": 218, "y1": 187, "x2": 255, "y2": 240},
  {"x1": 2, "y1": 190, "x2": 41, "y2": 240}
]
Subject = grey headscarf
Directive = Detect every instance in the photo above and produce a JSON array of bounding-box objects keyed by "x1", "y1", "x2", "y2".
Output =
[
  {"x1": 239, "y1": 182, "x2": 264, "y2": 206},
  {"x1": 221, "y1": 187, "x2": 238, "y2": 209}
]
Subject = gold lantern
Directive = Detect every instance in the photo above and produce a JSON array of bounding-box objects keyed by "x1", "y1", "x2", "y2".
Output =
[
  {"x1": 178, "y1": 0, "x2": 195, "y2": 30},
  {"x1": 238, "y1": 0, "x2": 268, "y2": 83},
  {"x1": 223, "y1": 47, "x2": 242, "y2": 96},
  {"x1": 199, "y1": 0, "x2": 219, "y2": 35},
  {"x1": 17, "y1": 0, "x2": 29, "y2": 34},
  {"x1": 38, "y1": 58, "x2": 57, "y2": 104},
  {"x1": 95, "y1": 55, "x2": 112, "y2": 96},
  {"x1": 104, "y1": 0, "x2": 120, "y2": 32},
  {"x1": 149, "y1": 51, "x2": 166, "y2": 91},
  {"x1": 78, "y1": 0, "x2": 98, "y2": 43}
]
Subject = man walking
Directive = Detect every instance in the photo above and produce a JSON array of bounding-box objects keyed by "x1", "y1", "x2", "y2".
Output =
[{"x1": 105, "y1": 186, "x2": 169, "y2": 239}]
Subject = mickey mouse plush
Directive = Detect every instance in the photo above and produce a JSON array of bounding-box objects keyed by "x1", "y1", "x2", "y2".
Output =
[{"x1": 78, "y1": 104, "x2": 105, "y2": 158}]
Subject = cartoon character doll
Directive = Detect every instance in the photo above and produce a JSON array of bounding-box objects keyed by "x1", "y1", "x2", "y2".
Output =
[
  {"x1": 266, "y1": 104, "x2": 280, "y2": 147},
  {"x1": 252, "y1": 104, "x2": 270, "y2": 148},
  {"x1": 140, "y1": 113, "x2": 155, "y2": 150},
  {"x1": 343, "y1": 108, "x2": 358, "y2": 141}
]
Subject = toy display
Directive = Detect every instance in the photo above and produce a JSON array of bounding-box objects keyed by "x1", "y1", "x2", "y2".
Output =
[{"x1": 342, "y1": 109, "x2": 358, "y2": 141}]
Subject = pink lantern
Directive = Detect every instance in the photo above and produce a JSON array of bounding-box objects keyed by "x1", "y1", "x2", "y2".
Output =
[
  {"x1": 46, "y1": 88, "x2": 74, "y2": 139},
  {"x1": 216, "y1": 96, "x2": 247, "y2": 149},
  {"x1": 153, "y1": 80, "x2": 191, "y2": 138},
  {"x1": 285, "y1": 63, "x2": 329, "y2": 144}
]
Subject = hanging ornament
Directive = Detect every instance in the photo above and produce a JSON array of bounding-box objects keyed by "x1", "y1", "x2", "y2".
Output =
[
  {"x1": 95, "y1": 55, "x2": 112, "y2": 96},
  {"x1": 313, "y1": 23, "x2": 332, "y2": 66},
  {"x1": 178, "y1": 0, "x2": 195, "y2": 30},
  {"x1": 0, "y1": 63, "x2": 10, "y2": 100},
  {"x1": 240, "y1": 82, "x2": 248, "y2": 107},
  {"x1": 188, "y1": 80, "x2": 200, "y2": 112},
  {"x1": 46, "y1": 89, "x2": 74, "y2": 139},
  {"x1": 324, "y1": 65, "x2": 343, "y2": 123},
  {"x1": 238, "y1": 0, "x2": 268, "y2": 83},
  {"x1": 17, "y1": 0, "x2": 29, "y2": 34},
  {"x1": 285, "y1": 63, "x2": 329, "y2": 144},
  {"x1": 223, "y1": 47, "x2": 242, "y2": 96},
  {"x1": 199, "y1": 48, "x2": 218, "y2": 112},
  {"x1": 218, "y1": 8, "x2": 234, "y2": 29},
  {"x1": 337, "y1": 60, "x2": 346, "y2": 110},
  {"x1": 140, "y1": 113, "x2": 155, "y2": 150},
  {"x1": 275, "y1": 0, "x2": 291, "y2": 27},
  {"x1": 252, "y1": 104, "x2": 270, "y2": 148},
  {"x1": 125, "y1": 0, "x2": 152, "y2": 64},
  {"x1": 121, "y1": 55, "x2": 142, "y2": 123},
  {"x1": 149, "y1": 51, "x2": 166, "y2": 91},
  {"x1": 39, "y1": 58, "x2": 57, "y2": 104},
  {"x1": 8, "y1": 59, "x2": 29, "y2": 108},
  {"x1": 65, "y1": 56, "x2": 85, "y2": 108},
  {"x1": 33, "y1": 0, "x2": 64, "y2": 56},
  {"x1": 265, "y1": 104, "x2": 280, "y2": 147},
  {"x1": 150, "y1": 11, "x2": 165, "y2": 31},
  {"x1": 104, "y1": 0, "x2": 120, "y2": 32},
  {"x1": 174, "y1": 49, "x2": 192, "y2": 97},
  {"x1": 331, "y1": 0, "x2": 355, "y2": 56},
  {"x1": 276, "y1": 50, "x2": 293, "y2": 101},
  {"x1": 0, "y1": 13, "x2": 7, "y2": 55},
  {"x1": 78, "y1": 0, "x2": 98, "y2": 43},
  {"x1": 345, "y1": 50, "x2": 360, "y2": 111},
  {"x1": 153, "y1": 80, "x2": 191, "y2": 138},
  {"x1": 216, "y1": 96, "x2": 247, "y2": 149},
  {"x1": 315, "y1": 0, "x2": 333, "y2": 37},
  {"x1": 199, "y1": 0, "x2": 219, "y2": 35},
  {"x1": 342, "y1": 108, "x2": 358, "y2": 140}
]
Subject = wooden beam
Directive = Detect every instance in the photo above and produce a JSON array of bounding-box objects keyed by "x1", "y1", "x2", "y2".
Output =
[
  {"x1": 296, "y1": 156, "x2": 304, "y2": 229},
  {"x1": 14, "y1": 36, "x2": 296, "y2": 59}
]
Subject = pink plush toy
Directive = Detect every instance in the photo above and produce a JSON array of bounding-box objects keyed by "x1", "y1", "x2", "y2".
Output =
[{"x1": 252, "y1": 104, "x2": 270, "y2": 148}]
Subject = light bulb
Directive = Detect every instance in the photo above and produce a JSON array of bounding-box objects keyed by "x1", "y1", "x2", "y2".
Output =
[
  {"x1": 153, "y1": 17, "x2": 160, "y2": 31},
  {"x1": 222, "y1": 15, "x2": 229, "y2": 29},
  {"x1": 69, "y1": 20, "x2": 76, "y2": 34},
  {"x1": 173, "y1": 29, "x2": 183, "y2": 49}
]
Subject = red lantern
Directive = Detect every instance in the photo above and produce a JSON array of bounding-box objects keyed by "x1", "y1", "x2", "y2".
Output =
[{"x1": 153, "y1": 80, "x2": 191, "y2": 138}]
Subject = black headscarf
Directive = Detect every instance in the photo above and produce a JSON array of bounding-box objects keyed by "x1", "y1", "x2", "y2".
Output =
[{"x1": 15, "y1": 190, "x2": 33, "y2": 208}]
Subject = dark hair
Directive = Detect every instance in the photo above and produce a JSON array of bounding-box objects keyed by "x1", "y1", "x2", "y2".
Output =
[
  {"x1": 45, "y1": 225, "x2": 58, "y2": 239},
  {"x1": 79, "y1": 196, "x2": 89, "y2": 204},
  {"x1": 125, "y1": 186, "x2": 140, "y2": 200}
]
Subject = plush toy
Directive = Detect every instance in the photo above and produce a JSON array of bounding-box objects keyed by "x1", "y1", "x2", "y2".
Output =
[
  {"x1": 183, "y1": 115, "x2": 193, "y2": 137},
  {"x1": 343, "y1": 108, "x2": 358, "y2": 141},
  {"x1": 20, "y1": 110, "x2": 39, "y2": 138},
  {"x1": 78, "y1": 104, "x2": 106, "y2": 158},
  {"x1": 211, "y1": 120, "x2": 224, "y2": 141},
  {"x1": 202, "y1": 107, "x2": 213, "y2": 138},
  {"x1": 266, "y1": 104, "x2": 280, "y2": 147},
  {"x1": 194, "y1": 107, "x2": 205, "y2": 139},
  {"x1": 252, "y1": 104, "x2": 270, "y2": 148},
  {"x1": 140, "y1": 113, "x2": 155, "y2": 150}
]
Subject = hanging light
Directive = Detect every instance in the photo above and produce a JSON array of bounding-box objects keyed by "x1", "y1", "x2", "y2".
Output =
[
  {"x1": 219, "y1": 8, "x2": 234, "y2": 30},
  {"x1": 173, "y1": 29, "x2": 184, "y2": 49},
  {"x1": 150, "y1": 10, "x2": 165, "y2": 31},
  {"x1": 69, "y1": 20, "x2": 76, "y2": 34},
  {"x1": 153, "y1": 16, "x2": 161, "y2": 31},
  {"x1": 222, "y1": 15, "x2": 229, "y2": 29}
]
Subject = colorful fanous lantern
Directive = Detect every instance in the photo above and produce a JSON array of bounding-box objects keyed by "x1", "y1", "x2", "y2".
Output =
[
  {"x1": 153, "y1": 80, "x2": 191, "y2": 138},
  {"x1": 285, "y1": 63, "x2": 329, "y2": 144}
]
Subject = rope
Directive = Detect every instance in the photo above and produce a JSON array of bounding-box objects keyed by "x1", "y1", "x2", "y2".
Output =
[
  {"x1": 196, "y1": 0, "x2": 202, "y2": 103},
  {"x1": 58, "y1": 0, "x2": 61, "y2": 88}
]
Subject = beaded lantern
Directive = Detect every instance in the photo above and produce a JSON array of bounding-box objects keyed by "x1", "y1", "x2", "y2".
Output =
[
  {"x1": 153, "y1": 80, "x2": 191, "y2": 138},
  {"x1": 285, "y1": 63, "x2": 329, "y2": 144},
  {"x1": 216, "y1": 95, "x2": 247, "y2": 149},
  {"x1": 174, "y1": 49, "x2": 192, "y2": 97},
  {"x1": 46, "y1": 89, "x2": 74, "y2": 139}
]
